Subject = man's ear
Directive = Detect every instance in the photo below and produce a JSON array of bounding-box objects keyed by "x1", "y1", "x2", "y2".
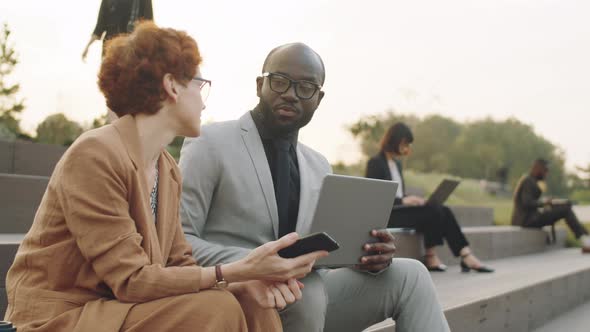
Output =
[
  {"x1": 256, "y1": 76, "x2": 263, "y2": 98},
  {"x1": 162, "y1": 73, "x2": 178, "y2": 102},
  {"x1": 316, "y1": 90, "x2": 325, "y2": 106}
]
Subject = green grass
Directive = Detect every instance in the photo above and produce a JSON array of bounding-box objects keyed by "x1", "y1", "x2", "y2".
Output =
[{"x1": 403, "y1": 170, "x2": 514, "y2": 225}]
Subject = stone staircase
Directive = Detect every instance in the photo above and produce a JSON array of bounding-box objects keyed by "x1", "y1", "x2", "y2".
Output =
[
  {"x1": 0, "y1": 139, "x2": 66, "y2": 316},
  {"x1": 365, "y1": 195, "x2": 588, "y2": 331},
  {"x1": 366, "y1": 248, "x2": 590, "y2": 332},
  {"x1": 0, "y1": 235, "x2": 20, "y2": 317}
]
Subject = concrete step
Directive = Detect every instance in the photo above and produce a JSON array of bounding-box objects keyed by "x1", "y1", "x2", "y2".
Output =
[
  {"x1": 439, "y1": 249, "x2": 590, "y2": 331},
  {"x1": 0, "y1": 139, "x2": 66, "y2": 177},
  {"x1": 367, "y1": 248, "x2": 590, "y2": 332},
  {"x1": 532, "y1": 300, "x2": 590, "y2": 332},
  {"x1": 436, "y1": 226, "x2": 568, "y2": 266},
  {"x1": 0, "y1": 234, "x2": 24, "y2": 288},
  {"x1": 392, "y1": 226, "x2": 567, "y2": 266},
  {"x1": 0, "y1": 140, "x2": 11, "y2": 173},
  {"x1": 1, "y1": 287, "x2": 6, "y2": 318},
  {"x1": 0, "y1": 234, "x2": 24, "y2": 317},
  {"x1": 449, "y1": 205, "x2": 494, "y2": 227},
  {"x1": 0, "y1": 173, "x2": 49, "y2": 233}
]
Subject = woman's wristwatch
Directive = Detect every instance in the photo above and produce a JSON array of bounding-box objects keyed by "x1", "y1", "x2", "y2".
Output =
[{"x1": 215, "y1": 264, "x2": 229, "y2": 289}]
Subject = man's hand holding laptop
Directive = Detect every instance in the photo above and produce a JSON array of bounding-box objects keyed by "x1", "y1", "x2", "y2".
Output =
[{"x1": 356, "y1": 229, "x2": 397, "y2": 273}]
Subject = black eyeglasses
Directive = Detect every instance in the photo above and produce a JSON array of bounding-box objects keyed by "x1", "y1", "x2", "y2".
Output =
[
  {"x1": 192, "y1": 77, "x2": 211, "y2": 102},
  {"x1": 262, "y1": 72, "x2": 322, "y2": 100}
]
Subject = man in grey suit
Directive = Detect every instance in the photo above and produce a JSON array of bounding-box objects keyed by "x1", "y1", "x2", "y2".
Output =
[{"x1": 179, "y1": 43, "x2": 449, "y2": 332}]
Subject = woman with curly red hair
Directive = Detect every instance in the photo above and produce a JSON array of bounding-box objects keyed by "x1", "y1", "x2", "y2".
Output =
[{"x1": 3, "y1": 21, "x2": 326, "y2": 332}]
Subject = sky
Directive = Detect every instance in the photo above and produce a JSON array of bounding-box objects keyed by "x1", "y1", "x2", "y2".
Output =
[{"x1": 1, "y1": 0, "x2": 589, "y2": 171}]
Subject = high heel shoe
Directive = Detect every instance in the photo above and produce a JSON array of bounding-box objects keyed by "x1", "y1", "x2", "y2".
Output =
[
  {"x1": 460, "y1": 253, "x2": 494, "y2": 273},
  {"x1": 423, "y1": 254, "x2": 448, "y2": 272}
]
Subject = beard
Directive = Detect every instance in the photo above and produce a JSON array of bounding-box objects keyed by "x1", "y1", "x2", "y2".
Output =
[{"x1": 258, "y1": 99, "x2": 314, "y2": 137}]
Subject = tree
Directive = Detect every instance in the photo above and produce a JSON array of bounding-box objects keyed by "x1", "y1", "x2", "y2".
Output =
[
  {"x1": 448, "y1": 118, "x2": 568, "y2": 194},
  {"x1": 348, "y1": 112, "x2": 570, "y2": 195},
  {"x1": 0, "y1": 23, "x2": 24, "y2": 137},
  {"x1": 0, "y1": 121, "x2": 15, "y2": 140},
  {"x1": 36, "y1": 113, "x2": 83, "y2": 146},
  {"x1": 166, "y1": 136, "x2": 185, "y2": 161},
  {"x1": 575, "y1": 164, "x2": 590, "y2": 188},
  {"x1": 90, "y1": 113, "x2": 108, "y2": 129},
  {"x1": 408, "y1": 115, "x2": 461, "y2": 173},
  {"x1": 348, "y1": 109, "x2": 419, "y2": 159}
]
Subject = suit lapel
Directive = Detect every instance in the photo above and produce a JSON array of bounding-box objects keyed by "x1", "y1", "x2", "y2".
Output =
[
  {"x1": 295, "y1": 148, "x2": 313, "y2": 236},
  {"x1": 239, "y1": 113, "x2": 279, "y2": 238}
]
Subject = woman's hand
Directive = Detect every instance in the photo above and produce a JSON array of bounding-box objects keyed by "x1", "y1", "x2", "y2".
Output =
[
  {"x1": 225, "y1": 232, "x2": 329, "y2": 283},
  {"x1": 230, "y1": 278, "x2": 304, "y2": 310},
  {"x1": 402, "y1": 195, "x2": 425, "y2": 206}
]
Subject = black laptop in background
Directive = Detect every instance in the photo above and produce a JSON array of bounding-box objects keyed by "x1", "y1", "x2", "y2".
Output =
[{"x1": 426, "y1": 179, "x2": 460, "y2": 205}]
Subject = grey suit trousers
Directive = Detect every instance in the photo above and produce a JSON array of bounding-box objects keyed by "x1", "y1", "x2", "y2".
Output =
[{"x1": 279, "y1": 258, "x2": 450, "y2": 332}]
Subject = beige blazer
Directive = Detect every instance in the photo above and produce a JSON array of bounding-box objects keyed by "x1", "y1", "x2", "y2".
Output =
[{"x1": 4, "y1": 115, "x2": 202, "y2": 332}]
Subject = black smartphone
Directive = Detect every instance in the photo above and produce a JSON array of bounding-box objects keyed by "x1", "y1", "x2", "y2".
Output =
[{"x1": 278, "y1": 232, "x2": 340, "y2": 259}]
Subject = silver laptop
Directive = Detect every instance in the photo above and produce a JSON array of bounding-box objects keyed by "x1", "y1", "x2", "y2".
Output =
[
  {"x1": 426, "y1": 179, "x2": 460, "y2": 205},
  {"x1": 309, "y1": 174, "x2": 398, "y2": 268}
]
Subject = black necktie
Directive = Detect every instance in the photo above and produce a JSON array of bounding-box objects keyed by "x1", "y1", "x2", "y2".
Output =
[{"x1": 274, "y1": 139, "x2": 291, "y2": 237}]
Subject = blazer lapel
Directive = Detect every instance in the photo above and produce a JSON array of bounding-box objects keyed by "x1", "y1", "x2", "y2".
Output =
[
  {"x1": 112, "y1": 115, "x2": 156, "y2": 262},
  {"x1": 378, "y1": 152, "x2": 393, "y2": 180},
  {"x1": 239, "y1": 113, "x2": 279, "y2": 238},
  {"x1": 395, "y1": 159, "x2": 406, "y2": 196},
  {"x1": 154, "y1": 155, "x2": 178, "y2": 264}
]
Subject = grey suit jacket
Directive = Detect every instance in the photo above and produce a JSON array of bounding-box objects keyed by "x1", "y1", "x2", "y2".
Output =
[{"x1": 179, "y1": 112, "x2": 332, "y2": 266}]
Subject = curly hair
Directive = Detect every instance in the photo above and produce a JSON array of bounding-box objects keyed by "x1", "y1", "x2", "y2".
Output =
[{"x1": 98, "y1": 21, "x2": 202, "y2": 117}]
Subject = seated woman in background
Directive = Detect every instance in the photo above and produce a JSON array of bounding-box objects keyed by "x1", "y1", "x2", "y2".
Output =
[
  {"x1": 365, "y1": 122, "x2": 493, "y2": 273},
  {"x1": 4, "y1": 21, "x2": 326, "y2": 332}
]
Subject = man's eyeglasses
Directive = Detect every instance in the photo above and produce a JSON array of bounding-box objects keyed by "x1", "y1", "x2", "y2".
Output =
[
  {"x1": 192, "y1": 77, "x2": 211, "y2": 102},
  {"x1": 262, "y1": 72, "x2": 322, "y2": 100}
]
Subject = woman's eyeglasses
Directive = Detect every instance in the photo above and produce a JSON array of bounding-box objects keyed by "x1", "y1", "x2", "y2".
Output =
[{"x1": 192, "y1": 77, "x2": 211, "y2": 102}]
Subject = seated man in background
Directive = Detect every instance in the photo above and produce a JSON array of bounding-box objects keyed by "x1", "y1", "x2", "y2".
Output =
[{"x1": 512, "y1": 158, "x2": 590, "y2": 253}]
